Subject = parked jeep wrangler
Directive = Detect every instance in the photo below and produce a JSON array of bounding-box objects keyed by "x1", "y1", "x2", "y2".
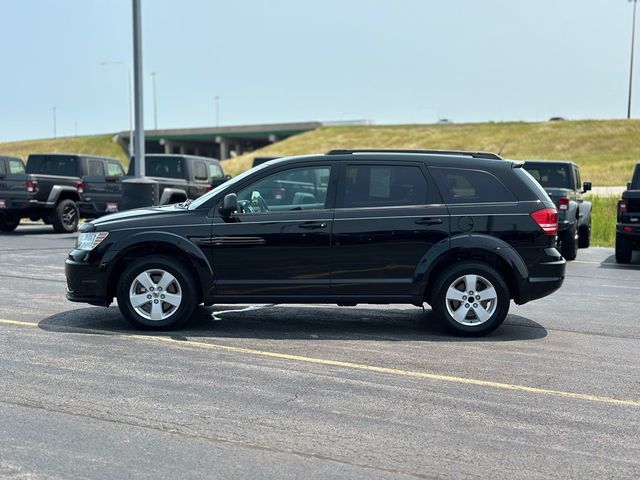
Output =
[
  {"x1": 615, "y1": 163, "x2": 640, "y2": 263},
  {"x1": 523, "y1": 161, "x2": 592, "y2": 260},
  {"x1": 0, "y1": 153, "x2": 123, "y2": 233}
]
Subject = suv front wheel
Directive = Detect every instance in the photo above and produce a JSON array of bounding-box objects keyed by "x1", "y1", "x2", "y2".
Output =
[
  {"x1": 432, "y1": 262, "x2": 510, "y2": 336},
  {"x1": 117, "y1": 255, "x2": 198, "y2": 329}
]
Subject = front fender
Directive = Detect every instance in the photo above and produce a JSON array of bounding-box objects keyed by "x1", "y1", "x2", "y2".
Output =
[
  {"x1": 101, "y1": 231, "x2": 214, "y2": 298},
  {"x1": 159, "y1": 188, "x2": 187, "y2": 205},
  {"x1": 415, "y1": 233, "x2": 529, "y2": 301}
]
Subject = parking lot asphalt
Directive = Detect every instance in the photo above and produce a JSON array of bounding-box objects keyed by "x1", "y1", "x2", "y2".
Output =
[{"x1": 1, "y1": 224, "x2": 640, "y2": 479}]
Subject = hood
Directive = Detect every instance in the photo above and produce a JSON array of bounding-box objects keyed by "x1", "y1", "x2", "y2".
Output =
[{"x1": 90, "y1": 204, "x2": 186, "y2": 228}]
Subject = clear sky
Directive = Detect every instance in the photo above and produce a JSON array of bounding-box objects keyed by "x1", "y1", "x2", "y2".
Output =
[{"x1": 0, "y1": 0, "x2": 637, "y2": 142}]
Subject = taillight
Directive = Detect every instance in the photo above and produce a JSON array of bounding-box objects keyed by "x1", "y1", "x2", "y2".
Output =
[
  {"x1": 618, "y1": 200, "x2": 628, "y2": 214},
  {"x1": 531, "y1": 208, "x2": 558, "y2": 235},
  {"x1": 558, "y1": 197, "x2": 569, "y2": 211},
  {"x1": 26, "y1": 179, "x2": 38, "y2": 193},
  {"x1": 76, "y1": 180, "x2": 84, "y2": 194},
  {"x1": 205, "y1": 184, "x2": 213, "y2": 192}
]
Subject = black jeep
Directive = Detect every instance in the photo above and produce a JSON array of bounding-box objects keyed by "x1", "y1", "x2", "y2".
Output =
[{"x1": 65, "y1": 149, "x2": 565, "y2": 336}]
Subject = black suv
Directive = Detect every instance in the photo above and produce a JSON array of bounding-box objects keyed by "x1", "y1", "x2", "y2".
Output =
[{"x1": 65, "y1": 150, "x2": 565, "y2": 336}]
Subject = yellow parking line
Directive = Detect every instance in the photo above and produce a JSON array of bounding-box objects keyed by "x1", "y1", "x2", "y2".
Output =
[{"x1": 2, "y1": 317, "x2": 639, "y2": 408}]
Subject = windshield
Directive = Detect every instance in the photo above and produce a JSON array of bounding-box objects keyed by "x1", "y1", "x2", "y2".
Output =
[
  {"x1": 188, "y1": 162, "x2": 273, "y2": 209},
  {"x1": 523, "y1": 163, "x2": 571, "y2": 189}
]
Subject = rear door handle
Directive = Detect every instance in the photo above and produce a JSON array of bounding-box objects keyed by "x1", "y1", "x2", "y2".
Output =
[
  {"x1": 300, "y1": 221, "x2": 327, "y2": 230},
  {"x1": 415, "y1": 217, "x2": 443, "y2": 225}
]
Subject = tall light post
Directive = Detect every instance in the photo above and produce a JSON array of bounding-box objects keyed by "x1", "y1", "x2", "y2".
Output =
[
  {"x1": 132, "y1": 0, "x2": 145, "y2": 176},
  {"x1": 151, "y1": 71, "x2": 158, "y2": 130},
  {"x1": 628, "y1": 0, "x2": 638, "y2": 119},
  {"x1": 100, "y1": 61, "x2": 134, "y2": 156}
]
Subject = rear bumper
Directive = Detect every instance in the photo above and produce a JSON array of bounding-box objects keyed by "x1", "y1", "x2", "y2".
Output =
[
  {"x1": 517, "y1": 247, "x2": 566, "y2": 304},
  {"x1": 0, "y1": 199, "x2": 49, "y2": 217},
  {"x1": 65, "y1": 257, "x2": 111, "y2": 306},
  {"x1": 77, "y1": 201, "x2": 118, "y2": 219},
  {"x1": 617, "y1": 223, "x2": 640, "y2": 239}
]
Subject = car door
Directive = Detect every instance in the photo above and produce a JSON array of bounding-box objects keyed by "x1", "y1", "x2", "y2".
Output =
[
  {"x1": 210, "y1": 163, "x2": 336, "y2": 299},
  {"x1": 331, "y1": 162, "x2": 450, "y2": 298}
]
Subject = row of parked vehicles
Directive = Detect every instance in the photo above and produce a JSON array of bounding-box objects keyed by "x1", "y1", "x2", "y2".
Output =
[{"x1": 0, "y1": 153, "x2": 230, "y2": 233}]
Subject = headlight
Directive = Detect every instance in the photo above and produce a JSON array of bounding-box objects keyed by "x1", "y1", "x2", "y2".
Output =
[{"x1": 76, "y1": 232, "x2": 109, "y2": 251}]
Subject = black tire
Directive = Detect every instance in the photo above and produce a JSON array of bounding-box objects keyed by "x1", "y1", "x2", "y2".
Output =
[
  {"x1": 560, "y1": 224, "x2": 578, "y2": 261},
  {"x1": 615, "y1": 234, "x2": 633, "y2": 264},
  {"x1": 52, "y1": 199, "x2": 79, "y2": 233},
  {"x1": 431, "y1": 262, "x2": 510, "y2": 336},
  {"x1": 0, "y1": 214, "x2": 20, "y2": 232},
  {"x1": 116, "y1": 255, "x2": 198, "y2": 330},
  {"x1": 578, "y1": 222, "x2": 591, "y2": 249}
]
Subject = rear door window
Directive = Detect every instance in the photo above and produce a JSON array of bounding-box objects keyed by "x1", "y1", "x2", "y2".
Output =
[
  {"x1": 87, "y1": 160, "x2": 105, "y2": 176},
  {"x1": 9, "y1": 160, "x2": 25, "y2": 174},
  {"x1": 339, "y1": 164, "x2": 428, "y2": 208},
  {"x1": 430, "y1": 167, "x2": 516, "y2": 204}
]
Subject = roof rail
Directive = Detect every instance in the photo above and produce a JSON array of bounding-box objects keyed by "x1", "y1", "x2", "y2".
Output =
[{"x1": 325, "y1": 149, "x2": 503, "y2": 160}]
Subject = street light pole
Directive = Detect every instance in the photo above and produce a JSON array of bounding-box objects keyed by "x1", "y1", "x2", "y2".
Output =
[
  {"x1": 628, "y1": 0, "x2": 638, "y2": 119},
  {"x1": 132, "y1": 0, "x2": 145, "y2": 177},
  {"x1": 151, "y1": 71, "x2": 158, "y2": 130},
  {"x1": 100, "y1": 61, "x2": 134, "y2": 157}
]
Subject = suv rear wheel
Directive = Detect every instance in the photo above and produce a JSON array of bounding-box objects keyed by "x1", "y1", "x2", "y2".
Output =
[
  {"x1": 116, "y1": 255, "x2": 197, "y2": 329},
  {"x1": 432, "y1": 262, "x2": 510, "y2": 336},
  {"x1": 52, "y1": 199, "x2": 79, "y2": 233},
  {"x1": 0, "y1": 213, "x2": 20, "y2": 232}
]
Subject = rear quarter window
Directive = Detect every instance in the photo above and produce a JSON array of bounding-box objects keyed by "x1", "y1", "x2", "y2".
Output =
[
  {"x1": 26, "y1": 155, "x2": 78, "y2": 176},
  {"x1": 430, "y1": 167, "x2": 516, "y2": 204}
]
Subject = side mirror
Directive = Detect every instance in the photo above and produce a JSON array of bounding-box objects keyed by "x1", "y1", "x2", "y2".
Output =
[
  {"x1": 628, "y1": 182, "x2": 632, "y2": 190},
  {"x1": 224, "y1": 174, "x2": 232, "y2": 180},
  {"x1": 220, "y1": 193, "x2": 237, "y2": 217},
  {"x1": 582, "y1": 181, "x2": 592, "y2": 193}
]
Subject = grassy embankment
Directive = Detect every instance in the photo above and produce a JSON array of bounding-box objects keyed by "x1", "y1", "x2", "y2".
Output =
[
  {"x1": 0, "y1": 134, "x2": 128, "y2": 166},
  {"x1": 224, "y1": 120, "x2": 640, "y2": 187}
]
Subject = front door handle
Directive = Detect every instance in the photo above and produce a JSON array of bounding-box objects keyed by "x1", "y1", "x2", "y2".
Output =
[
  {"x1": 415, "y1": 217, "x2": 443, "y2": 226},
  {"x1": 300, "y1": 221, "x2": 327, "y2": 230}
]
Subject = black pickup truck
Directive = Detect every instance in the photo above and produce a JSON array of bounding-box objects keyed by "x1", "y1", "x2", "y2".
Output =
[
  {"x1": 0, "y1": 153, "x2": 123, "y2": 233},
  {"x1": 79, "y1": 154, "x2": 230, "y2": 218},
  {"x1": 523, "y1": 161, "x2": 592, "y2": 260},
  {"x1": 615, "y1": 163, "x2": 640, "y2": 263}
]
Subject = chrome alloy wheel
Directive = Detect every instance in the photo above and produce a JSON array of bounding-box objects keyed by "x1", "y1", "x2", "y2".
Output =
[
  {"x1": 128, "y1": 269, "x2": 183, "y2": 321},
  {"x1": 444, "y1": 274, "x2": 498, "y2": 326}
]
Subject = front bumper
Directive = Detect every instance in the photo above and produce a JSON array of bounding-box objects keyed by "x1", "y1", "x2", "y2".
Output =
[{"x1": 65, "y1": 257, "x2": 111, "y2": 306}]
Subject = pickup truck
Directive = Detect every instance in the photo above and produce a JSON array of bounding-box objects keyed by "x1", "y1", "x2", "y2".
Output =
[
  {"x1": 615, "y1": 163, "x2": 640, "y2": 263},
  {"x1": 523, "y1": 161, "x2": 592, "y2": 260},
  {"x1": 0, "y1": 153, "x2": 123, "y2": 233},
  {"x1": 79, "y1": 154, "x2": 230, "y2": 218}
]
